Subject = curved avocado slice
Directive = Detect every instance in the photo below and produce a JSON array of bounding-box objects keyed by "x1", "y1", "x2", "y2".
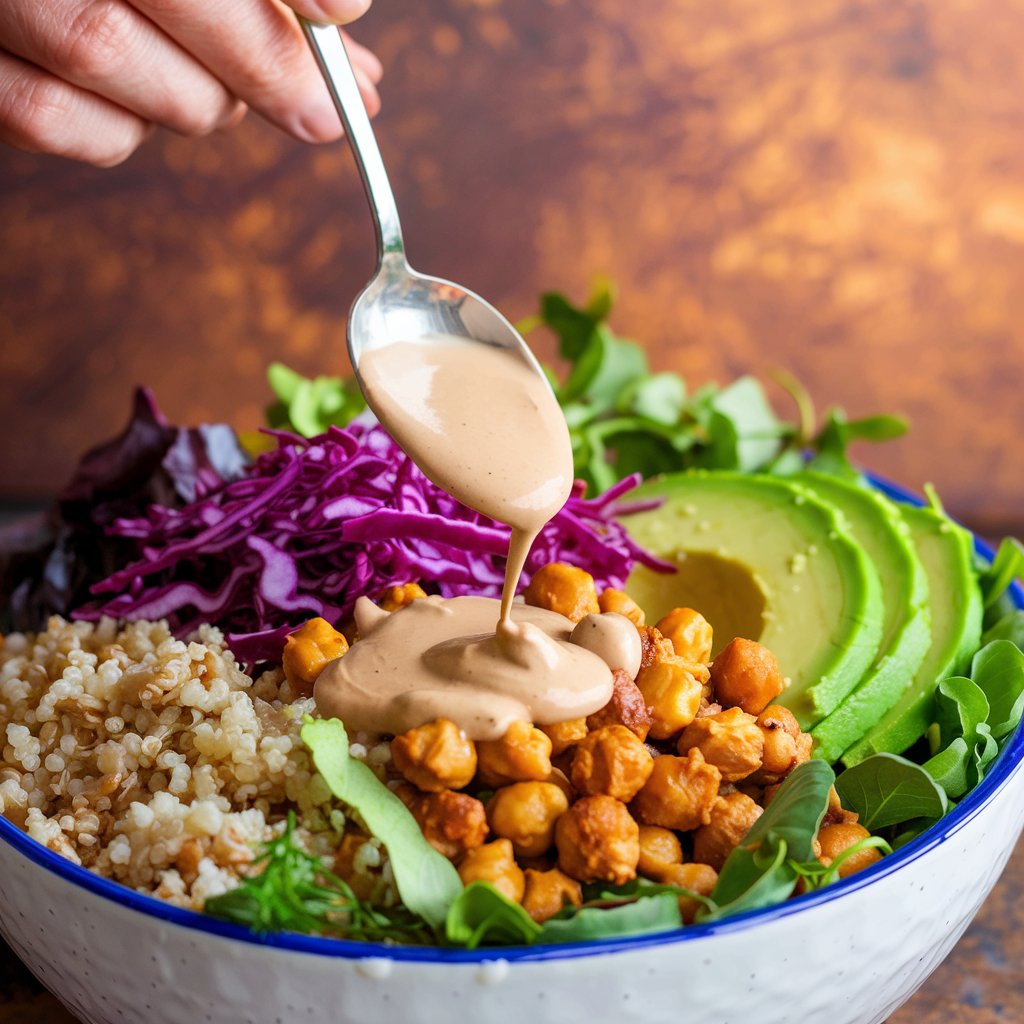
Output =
[
  {"x1": 802, "y1": 474, "x2": 932, "y2": 762},
  {"x1": 841, "y1": 504, "x2": 983, "y2": 765},
  {"x1": 621, "y1": 471, "x2": 884, "y2": 729}
]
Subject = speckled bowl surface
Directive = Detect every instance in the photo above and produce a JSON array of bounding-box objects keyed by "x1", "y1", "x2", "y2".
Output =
[{"x1": 1, "y1": 479, "x2": 1022, "y2": 1024}]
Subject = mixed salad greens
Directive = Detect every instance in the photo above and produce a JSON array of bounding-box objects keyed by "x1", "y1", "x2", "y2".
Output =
[{"x1": 3, "y1": 283, "x2": 1022, "y2": 948}]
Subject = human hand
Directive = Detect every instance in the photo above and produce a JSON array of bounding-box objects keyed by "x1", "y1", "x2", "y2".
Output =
[{"x1": 0, "y1": 0, "x2": 382, "y2": 166}]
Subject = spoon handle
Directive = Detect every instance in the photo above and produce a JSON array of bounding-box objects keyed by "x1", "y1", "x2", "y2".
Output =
[{"x1": 300, "y1": 19, "x2": 405, "y2": 266}]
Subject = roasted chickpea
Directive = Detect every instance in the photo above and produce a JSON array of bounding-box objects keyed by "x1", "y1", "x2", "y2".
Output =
[
  {"x1": 710, "y1": 638, "x2": 785, "y2": 715},
  {"x1": 379, "y1": 582, "x2": 428, "y2": 611},
  {"x1": 524, "y1": 563, "x2": 600, "y2": 622},
  {"x1": 656, "y1": 608, "x2": 713, "y2": 664},
  {"x1": 391, "y1": 718, "x2": 477, "y2": 793},
  {"x1": 586, "y1": 669, "x2": 653, "y2": 741},
  {"x1": 555, "y1": 795, "x2": 640, "y2": 885},
  {"x1": 631, "y1": 749, "x2": 722, "y2": 832},
  {"x1": 522, "y1": 868, "x2": 583, "y2": 923},
  {"x1": 637, "y1": 625, "x2": 676, "y2": 673},
  {"x1": 282, "y1": 617, "x2": 349, "y2": 696},
  {"x1": 571, "y1": 725, "x2": 654, "y2": 802},
  {"x1": 660, "y1": 862, "x2": 719, "y2": 924},
  {"x1": 636, "y1": 825, "x2": 683, "y2": 881},
  {"x1": 477, "y1": 721, "x2": 553, "y2": 786},
  {"x1": 598, "y1": 588, "x2": 646, "y2": 626},
  {"x1": 486, "y1": 782, "x2": 569, "y2": 858},
  {"x1": 458, "y1": 839, "x2": 525, "y2": 903},
  {"x1": 749, "y1": 705, "x2": 813, "y2": 784},
  {"x1": 692, "y1": 791, "x2": 763, "y2": 870},
  {"x1": 677, "y1": 707, "x2": 764, "y2": 783},
  {"x1": 636, "y1": 654, "x2": 704, "y2": 740},
  {"x1": 406, "y1": 789, "x2": 488, "y2": 860},
  {"x1": 333, "y1": 831, "x2": 380, "y2": 900},
  {"x1": 541, "y1": 717, "x2": 589, "y2": 756},
  {"x1": 818, "y1": 823, "x2": 882, "y2": 878}
]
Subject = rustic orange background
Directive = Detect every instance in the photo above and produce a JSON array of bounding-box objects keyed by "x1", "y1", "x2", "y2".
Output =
[{"x1": 1, "y1": 0, "x2": 1023, "y2": 542}]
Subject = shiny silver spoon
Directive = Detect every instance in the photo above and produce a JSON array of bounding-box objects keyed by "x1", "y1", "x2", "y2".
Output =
[{"x1": 299, "y1": 20, "x2": 545, "y2": 381}]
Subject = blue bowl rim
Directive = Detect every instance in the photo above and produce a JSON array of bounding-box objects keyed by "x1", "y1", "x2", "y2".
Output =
[{"x1": 0, "y1": 474, "x2": 1021, "y2": 964}]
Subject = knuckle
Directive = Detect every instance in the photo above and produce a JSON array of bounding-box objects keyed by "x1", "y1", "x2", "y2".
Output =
[
  {"x1": 0, "y1": 73, "x2": 72, "y2": 153},
  {"x1": 56, "y1": 1, "x2": 136, "y2": 82}
]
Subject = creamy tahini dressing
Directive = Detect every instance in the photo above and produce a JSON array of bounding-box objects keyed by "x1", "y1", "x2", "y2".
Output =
[{"x1": 315, "y1": 333, "x2": 629, "y2": 739}]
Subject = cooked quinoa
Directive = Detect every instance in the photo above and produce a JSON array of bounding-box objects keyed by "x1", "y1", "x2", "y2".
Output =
[{"x1": 0, "y1": 617, "x2": 392, "y2": 910}]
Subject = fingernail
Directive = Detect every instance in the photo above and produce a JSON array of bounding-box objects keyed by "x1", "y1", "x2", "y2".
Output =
[{"x1": 307, "y1": 0, "x2": 372, "y2": 24}]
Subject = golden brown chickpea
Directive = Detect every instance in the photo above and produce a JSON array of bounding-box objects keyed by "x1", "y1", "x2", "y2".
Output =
[
  {"x1": 631, "y1": 749, "x2": 722, "y2": 832},
  {"x1": 586, "y1": 669, "x2": 653, "y2": 741},
  {"x1": 333, "y1": 831, "x2": 379, "y2": 900},
  {"x1": 540, "y1": 718, "x2": 589, "y2": 756},
  {"x1": 486, "y1": 782, "x2": 569, "y2": 858},
  {"x1": 524, "y1": 563, "x2": 600, "y2": 622},
  {"x1": 656, "y1": 608, "x2": 714, "y2": 663},
  {"x1": 749, "y1": 705, "x2": 812, "y2": 784},
  {"x1": 677, "y1": 707, "x2": 764, "y2": 783},
  {"x1": 637, "y1": 625, "x2": 676, "y2": 673},
  {"x1": 391, "y1": 718, "x2": 477, "y2": 793},
  {"x1": 636, "y1": 825, "x2": 683, "y2": 881},
  {"x1": 571, "y1": 725, "x2": 654, "y2": 802},
  {"x1": 476, "y1": 721, "x2": 553, "y2": 787},
  {"x1": 458, "y1": 839, "x2": 526, "y2": 903},
  {"x1": 555, "y1": 794, "x2": 640, "y2": 885},
  {"x1": 710, "y1": 638, "x2": 785, "y2": 715},
  {"x1": 818, "y1": 823, "x2": 882, "y2": 877},
  {"x1": 660, "y1": 862, "x2": 719, "y2": 924},
  {"x1": 379, "y1": 582, "x2": 428, "y2": 611},
  {"x1": 598, "y1": 588, "x2": 646, "y2": 627},
  {"x1": 522, "y1": 868, "x2": 583, "y2": 923},
  {"x1": 405, "y1": 789, "x2": 488, "y2": 860},
  {"x1": 636, "y1": 654, "x2": 705, "y2": 740},
  {"x1": 692, "y1": 792, "x2": 763, "y2": 870},
  {"x1": 282, "y1": 617, "x2": 349, "y2": 696}
]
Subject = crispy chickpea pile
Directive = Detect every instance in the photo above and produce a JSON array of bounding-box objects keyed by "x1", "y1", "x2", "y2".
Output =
[{"x1": 290, "y1": 564, "x2": 882, "y2": 926}]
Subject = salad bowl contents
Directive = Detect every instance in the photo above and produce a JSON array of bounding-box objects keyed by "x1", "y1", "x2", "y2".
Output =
[{"x1": 0, "y1": 287, "x2": 1022, "y2": 1024}]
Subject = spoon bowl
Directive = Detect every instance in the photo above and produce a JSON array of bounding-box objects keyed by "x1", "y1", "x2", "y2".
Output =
[{"x1": 299, "y1": 21, "x2": 546, "y2": 381}]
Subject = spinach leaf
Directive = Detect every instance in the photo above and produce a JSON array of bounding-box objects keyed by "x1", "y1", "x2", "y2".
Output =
[
  {"x1": 979, "y1": 537, "x2": 1024, "y2": 611},
  {"x1": 834, "y1": 753, "x2": 948, "y2": 830},
  {"x1": 702, "y1": 760, "x2": 834, "y2": 920},
  {"x1": 445, "y1": 883, "x2": 541, "y2": 948},
  {"x1": 983, "y1": 610, "x2": 1024, "y2": 650},
  {"x1": 696, "y1": 376, "x2": 788, "y2": 473},
  {"x1": 970, "y1": 639, "x2": 1024, "y2": 740},
  {"x1": 301, "y1": 718, "x2": 462, "y2": 929},
  {"x1": 538, "y1": 893, "x2": 682, "y2": 943},
  {"x1": 933, "y1": 675, "x2": 990, "y2": 751}
]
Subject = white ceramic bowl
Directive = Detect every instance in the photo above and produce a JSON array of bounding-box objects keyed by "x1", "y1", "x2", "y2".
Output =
[{"x1": 1, "y1": 484, "x2": 1022, "y2": 1024}]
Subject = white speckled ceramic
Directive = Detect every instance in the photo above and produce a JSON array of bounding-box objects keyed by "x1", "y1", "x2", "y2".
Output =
[{"x1": 1, "y1": 484, "x2": 1021, "y2": 1024}]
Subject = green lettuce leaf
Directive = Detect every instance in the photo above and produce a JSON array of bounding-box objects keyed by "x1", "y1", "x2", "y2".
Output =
[{"x1": 301, "y1": 718, "x2": 462, "y2": 929}]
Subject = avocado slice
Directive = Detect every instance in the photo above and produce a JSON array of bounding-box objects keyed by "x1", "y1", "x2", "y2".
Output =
[
  {"x1": 801, "y1": 473, "x2": 932, "y2": 762},
  {"x1": 841, "y1": 504, "x2": 983, "y2": 765},
  {"x1": 621, "y1": 471, "x2": 884, "y2": 728}
]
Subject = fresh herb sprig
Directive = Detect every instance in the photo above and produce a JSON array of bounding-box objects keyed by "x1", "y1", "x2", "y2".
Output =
[{"x1": 204, "y1": 812, "x2": 432, "y2": 944}]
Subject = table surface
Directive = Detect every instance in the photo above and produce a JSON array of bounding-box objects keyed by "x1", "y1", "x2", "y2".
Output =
[{"x1": 2, "y1": 0, "x2": 1024, "y2": 1018}]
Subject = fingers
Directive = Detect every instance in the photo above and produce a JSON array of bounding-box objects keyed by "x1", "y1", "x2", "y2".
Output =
[
  {"x1": 128, "y1": 0, "x2": 380, "y2": 143},
  {"x1": 342, "y1": 30, "x2": 382, "y2": 85},
  {"x1": 0, "y1": 0, "x2": 242, "y2": 138},
  {"x1": 284, "y1": 0, "x2": 372, "y2": 25},
  {"x1": 0, "y1": 49, "x2": 151, "y2": 165}
]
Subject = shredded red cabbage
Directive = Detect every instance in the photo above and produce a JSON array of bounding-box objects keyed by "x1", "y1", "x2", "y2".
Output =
[{"x1": 81, "y1": 424, "x2": 669, "y2": 662}]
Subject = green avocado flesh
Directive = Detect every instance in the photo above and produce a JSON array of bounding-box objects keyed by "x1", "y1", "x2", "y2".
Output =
[
  {"x1": 841, "y1": 504, "x2": 983, "y2": 765},
  {"x1": 621, "y1": 471, "x2": 884, "y2": 729},
  {"x1": 802, "y1": 473, "x2": 932, "y2": 763}
]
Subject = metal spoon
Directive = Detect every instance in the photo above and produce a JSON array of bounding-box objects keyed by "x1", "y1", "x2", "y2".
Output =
[{"x1": 299, "y1": 20, "x2": 545, "y2": 381}]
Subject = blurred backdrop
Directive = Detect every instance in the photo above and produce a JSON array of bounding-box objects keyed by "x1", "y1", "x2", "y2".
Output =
[{"x1": 1, "y1": 0, "x2": 1022, "y2": 534}]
